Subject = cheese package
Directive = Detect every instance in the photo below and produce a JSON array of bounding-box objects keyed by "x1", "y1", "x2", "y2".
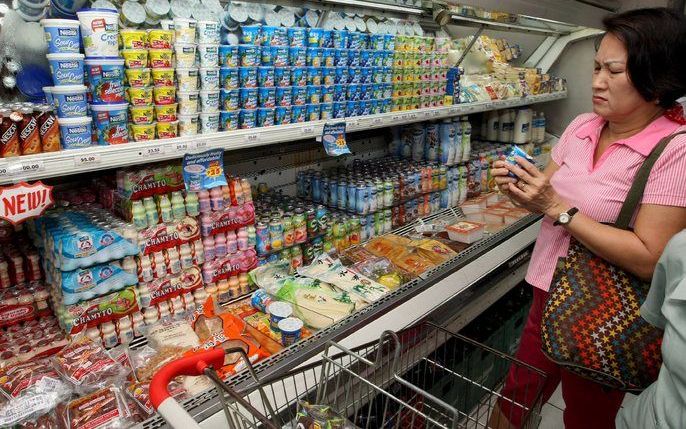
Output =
[
  {"x1": 446, "y1": 221, "x2": 485, "y2": 244},
  {"x1": 275, "y1": 278, "x2": 355, "y2": 329}
]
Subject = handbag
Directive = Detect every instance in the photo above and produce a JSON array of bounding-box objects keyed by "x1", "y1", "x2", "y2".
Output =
[{"x1": 541, "y1": 130, "x2": 686, "y2": 391}]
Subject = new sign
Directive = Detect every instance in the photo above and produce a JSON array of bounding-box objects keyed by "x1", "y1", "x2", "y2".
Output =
[{"x1": 0, "y1": 181, "x2": 54, "y2": 225}]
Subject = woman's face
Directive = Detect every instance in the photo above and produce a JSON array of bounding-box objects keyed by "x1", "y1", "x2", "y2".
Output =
[{"x1": 592, "y1": 33, "x2": 652, "y2": 121}]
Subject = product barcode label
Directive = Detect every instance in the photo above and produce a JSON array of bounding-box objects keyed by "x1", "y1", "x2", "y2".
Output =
[{"x1": 74, "y1": 154, "x2": 101, "y2": 166}]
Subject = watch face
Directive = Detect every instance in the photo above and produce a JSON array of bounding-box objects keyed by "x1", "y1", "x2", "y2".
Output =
[{"x1": 559, "y1": 213, "x2": 571, "y2": 224}]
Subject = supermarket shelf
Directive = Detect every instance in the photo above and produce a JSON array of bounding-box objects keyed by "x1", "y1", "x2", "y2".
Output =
[
  {"x1": 317, "y1": 0, "x2": 424, "y2": 14},
  {"x1": 448, "y1": 14, "x2": 571, "y2": 37},
  {"x1": 0, "y1": 92, "x2": 566, "y2": 186},
  {"x1": 138, "y1": 210, "x2": 543, "y2": 429}
]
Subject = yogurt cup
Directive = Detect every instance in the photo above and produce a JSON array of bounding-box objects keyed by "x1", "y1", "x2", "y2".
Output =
[
  {"x1": 197, "y1": 44, "x2": 219, "y2": 67},
  {"x1": 259, "y1": 25, "x2": 276, "y2": 46},
  {"x1": 238, "y1": 88, "x2": 258, "y2": 110},
  {"x1": 174, "y1": 43, "x2": 197, "y2": 68},
  {"x1": 41, "y1": 19, "x2": 80, "y2": 54},
  {"x1": 121, "y1": 1, "x2": 146, "y2": 27},
  {"x1": 240, "y1": 24, "x2": 261, "y2": 45},
  {"x1": 321, "y1": 85, "x2": 334, "y2": 103},
  {"x1": 148, "y1": 49, "x2": 173, "y2": 68},
  {"x1": 127, "y1": 86, "x2": 153, "y2": 105},
  {"x1": 305, "y1": 103, "x2": 320, "y2": 121},
  {"x1": 305, "y1": 85, "x2": 321, "y2": 104},
  {"x1": 272, "y1": 46, "x2": 289, "y2": 67},
  {"x1": 219, "y1": 110, "x2": 238, "y2": 131},
  {"x1": 274, "y1": 105, "x2": 291, "y2": 125},
  {"x1": 238, "y1": 45, "x2": 259, "y2": 67},
  {"x1": 239, "y1": 108, "x2": 256, "y2": 129},
  {"x1": 291, "y1": 86, "x2": 306, "y2": 106},
  {"x1": 145, "y1": 0, "x2": 170, "y2": 19},
  {"x1": 259, "y1": 45, "x2": 273, "y2": 66},
  {"x1": 257, "y1": 67, "x2": 274, "y2": 88},
  {"x1": 122, "y1": 49, "x2": 148, "y2": 69},
  {"x1": 257, "y1": 87, "x2": 275, "y2": 108},
  {"x1": 237, "y1": 67, "x2": 257, "y2": 88},
  {"x1": 76, "y1": 9, "x2": 119, "y2": 57},
  {"x1": 219, "y1": 67, "x2": 239, "y2": 89},
  {"x1": 287, "y1": 27, "x2": 306, "y2": 48},
  {"x1": 177, "y1": 90, "x2": 199, "y2": 114},
  {"x1": 51, "y1": 84, "x2": 88, "y2": 117},
  {"x1": 291, "y1": 105, "x2": 305, "y2": 123},
  {"x1": 306, "y1": 28, "x2": 324, "y2": 48},
  {"x1": 151, "y1": 68, "x2": 174, "y2": 87},
  {"x1": 322, "y1": 67, "x2": 335, "y2": 86},
  {"x1": 348, "y1": 50, "x2": 360, "y2": 67},
  {"x1": 43, "y1": 86, "x2": 54, "y2": 105},
  {"x1": 129, "y1": 104, "x2": 154, "y2": 124},
  {"x1": 196, "y1": 20, "x2": 220, "y2": 44},
  {"x1": 274, "y1": 67, "x2": 290, "y2": 87},
  {"x1": 333, "y1": 84, "x2": 346, "y2": 102},
  {"x1": 274, "y1": 86, "x2": 292, "y2": 107},
  {"x1": 306, "y1": 47, "x2": 322, "y2": 68},
  {"x1": 154, "y1": 103, "x2": 178, "y2": 122},
  {"x1": 178, "y1": 114, "x2": 199, "y2": 136},
  {"x1": 119, "y1": 28, "x2": 147, "y2": 49},
  {"x1": 147, "y1": 29, "x2": 174, "y2": 49},
  {"x1": 346, "y1": 100, "x2": 359, "y2": 117},
  {"x1": 256, "y1": 107, "x2": 274, "y2": 127},
  {"x1": 47, "y1": 53, "x2": 84, "y2": 86},
  {"x1": 125, "y1": 67, "x2": 151, "y2": 87},
  {"x1": 176, "y1": 68, "x2": 199, "y2": 91},
  {"x1": 332, "y1": 30, "x2": 349, "y2": 49},
  {"x1": 159, "y1": 18, "x2": 174, "y2": 31},
  {"x1": 278, "y1": 317, "x2": 303, "y2": 346},
  {"x1": 334, "y1": 48, "x2": 348, "y2": 67},
  {"x1": 173, "y1": 17, "x2": 197, "y2": 43},
  {"x1": 218, "y1": 45, "x2": 239, "y2": 67},
  {"x1": 332, "y1": 101, "x2": 345, "y2": 119},
  {"x1": 306, "y1": 67, "x2": 322, "y2": 86},
  {"x1": 370, "y1": 99, "x2": 380, "y2": 114},
  {"x1": 58, "y1": 116, "x2": 92, "y2": 149},
  {"x1": 200, "y1": 111, "x2": 219, "y2": 133},
  {"x1": 129, "y1": 122, "x2": 156, "y2": 141},
  {"x1": 219, "y1": 89, "x2": 239, "y2": 111},
  {"x1": 291, "y1": 67, "x2": 306, "y2": 87},
  {"x1": 320, "y1": 102, "x2": 333, "y2": 119},
  {"x1": 152, "y1": 85, "x2": 176, "y2": 105},
  {"x1": 199, "y1": 90, "x2": 220, "y2": 113},
  {"x1": 156, "y1": 120, "x2": 178, "y2": 139},
  {"x1": 288, "y1": 47, "x2": 306, "y2": 67},
  {"x1": 199, "y1": 67, "x2": 219, "y2": 90},
  {"x1": 83, "y1": 57, "x2": 125, "y2": 103},
  {"x1": 90, "y1": 102, "x2": 129, "y2": 145}
]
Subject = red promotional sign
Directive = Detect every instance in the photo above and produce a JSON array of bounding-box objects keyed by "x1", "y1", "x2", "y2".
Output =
[{"x1": 0, "y1": 181, "x2": 54, "y2": 225}]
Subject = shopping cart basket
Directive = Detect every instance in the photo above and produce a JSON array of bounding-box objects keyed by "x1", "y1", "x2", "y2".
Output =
[{"x1": 150, "y1": 321, "x2": 546, "y2": 429}]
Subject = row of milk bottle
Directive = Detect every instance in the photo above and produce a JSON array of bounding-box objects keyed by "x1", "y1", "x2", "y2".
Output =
[
  {"x1": 437, "y1": 117, "x2": 472, "y2": 166},
  {"x1": 391, "y1": 117, "x2": 472, "y2": 167},
  {"x1": 482, "y1": 108, "x2": 546, "y2": 144}
]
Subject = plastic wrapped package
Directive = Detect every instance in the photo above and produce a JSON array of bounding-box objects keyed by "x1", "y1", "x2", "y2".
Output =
[
  {"x1": 350, "y1": 256, "x2": 415, "y2": 290},
  {"x1": 56, "y1": 386, "x2": 133, "y2": 429},
  {"x1": 296, "y1": 401, "x2": 357, "y2": 429},
  {"x1": 275, "y1": 277, "x2": 355, "y2": 329},
  {"x1": 247, "y1": 260, "x2": 291, "y2": 294}
]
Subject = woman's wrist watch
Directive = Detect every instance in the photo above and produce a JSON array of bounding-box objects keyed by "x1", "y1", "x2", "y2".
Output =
[{"x1": 553, "y1": 207, "x2": 579, "y2": 226}]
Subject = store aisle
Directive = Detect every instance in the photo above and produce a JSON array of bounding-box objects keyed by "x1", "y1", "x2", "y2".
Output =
[{"x1": 539, "y1": 384, "x2": 637, "y2": 428}]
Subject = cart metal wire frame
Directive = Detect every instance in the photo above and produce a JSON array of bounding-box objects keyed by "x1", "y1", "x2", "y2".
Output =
[{"x1": 175, "y1": 321, "x2": 547, "y2": 429}]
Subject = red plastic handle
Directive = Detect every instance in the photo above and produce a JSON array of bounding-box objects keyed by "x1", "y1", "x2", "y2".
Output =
[{"x1": 150, "y1": 348, "x2": 225, "y2": 409}]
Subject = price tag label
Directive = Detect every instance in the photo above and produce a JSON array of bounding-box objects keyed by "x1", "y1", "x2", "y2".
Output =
[
  {"x1": 8, "y1": 161, "x2": 44, "y2": 176},
  {"x1": 301, "y1": 125, "x2": 315, "y2": 135},
  {"x1": 74, "y1": 154, "x2": 101, "y2": 166},
  {"x1": 143, "y1": 146, "x2": 166, "y2": 157},
  {"x1": 372, "y1": 117, "x2": 383, "y2": 126},
  {"x1": 245, "y1": 133, "x2": 260, "y2": 143},
  {"x1": 193, "y1": 140, "x2": 208, "y2": 151},
  {"x1": 392, "y1": 115, "x2": 401, "y2": 122},
  {"x1": 449, "y1": 107, "x2": 459, "y2": 115},
  {"x1": 423, "y1": 111, "x2": 432, "y2": 119},
  {"x1": 409, "y1": 113, "x2": 418, "y2": 120},
  {"x1": 175, "y1": 142, "x2": 190, "y2": 152},
  {"x1": 0, "y1": 163, "x2": 8, "y2": 178},
  {"x1": 432, "y1": 110, "x2": 441, "y2": 117}
]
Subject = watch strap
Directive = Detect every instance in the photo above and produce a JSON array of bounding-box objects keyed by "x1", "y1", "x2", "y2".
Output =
[{"x1": 554, "y1": 207, "x2": 579, "y2": 226}]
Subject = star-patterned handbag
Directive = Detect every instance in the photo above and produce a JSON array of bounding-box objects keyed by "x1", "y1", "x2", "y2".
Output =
[{"x1": 541, "y1": 131, "x2": 686, "y2": 391}]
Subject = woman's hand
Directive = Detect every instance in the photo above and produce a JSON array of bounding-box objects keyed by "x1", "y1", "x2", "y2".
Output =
[
  {"x1": 500, "y1": 156, "x2": 568, "y2": 218},
  {"x1": 491, "y1": 158, "x2": 518, "y2": 197}
]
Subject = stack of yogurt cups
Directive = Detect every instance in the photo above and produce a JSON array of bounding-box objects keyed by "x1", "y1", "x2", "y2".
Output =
[
  {"x1": 42, "y1": 18, "x2": 91, "y2": 149},
  {"x1": 77, "y1": 8, "x2": 130, "y2": 146}
]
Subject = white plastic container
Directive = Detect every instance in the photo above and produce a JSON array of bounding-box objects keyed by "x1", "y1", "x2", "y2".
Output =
[
  {"x1": 176, "y1": 67, "x2": 199, "y2": 91},
  {"x1": 198, "y1": 67, "x2": 219, "y2": 90},
  {"x1": 446, "y1": 221, "x2": 485, "y2": 244},
  {"x1": 178, "y1": 114, "x2": 199, "y2": 136},
  {"x1": 197, "y1": 44, "x2": 219, "y2": 67},
  {"x1": 483, "y1": 208, "x2": 509, "y2": 225},
  {"x1": 177, "y1": 90, "x2": 199, "y2": 114},
  {"x1": 77, "y1": 8, "x2": 119, "y2": 57},
  {"x1": 173, "y1": 17, "x2": 197, "y2": 43},
  {"x1": 174, "y1": 43, "x2": 197, "y2": 68},
  {"x1": 196, "y1": 20, "x2": 220, "y2": 44},
  {"x1": 199, "y1": 89, "x2": 219, "y2": 113},
  {"x1": 40, "y1": 18, "x2": 80, "y2": 54},
  {"x1": 200, "y1": 112, "x2": 219, "y2": 134}
]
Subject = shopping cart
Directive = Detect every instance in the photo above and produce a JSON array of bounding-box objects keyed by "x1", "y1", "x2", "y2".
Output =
[{"x1": 150, "y1": 321, "x2": 546, "y2": 429}]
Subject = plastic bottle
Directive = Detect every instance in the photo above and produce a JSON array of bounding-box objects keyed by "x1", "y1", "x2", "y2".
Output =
[
  {"x1": 234, "y1": 181, "x2": 245, "y2": 205},
  {"x1": 215, "y1": 234, "x2": 227, "y2": 258},
  {"x1": 453, "y1": 117, "x2": 463, "y2": 164},
  {"x1": 131, "y1": 312, "x2": 144, "y2": 337},
  {"x1": 439, "y1": 119, "x2": 455, "y2": 166},
  {"x1": 101, "y1": 322, "x2": 118, "y2": 348},
  {"x1": 193, "y1": 240, "x2": 205, "y2": 264},
  {"x1": 182, "y1": 291, "x2": 196, "y2": 314},
  {"x1": 497, "y1": 110, "x2": 509, "y2": 142},
  {"x1": 507, "y1": 109, "x2": 516, "y2": 143},
  {"x1": 180, "y1": 243, "x2": 194, "y2": 269},
  {"x1": 85, "y1": 327, "x2": 101, "y2": 343},
  {"x1": 153, "y1": 252, "x2": 167, "y2": 278},
  {"x1": 203, "y1": 236, "x2": 216, "y2": 261},
  {"x1": 205, "y1": 282, "x2": 218, "y2": 299},
  {"x1": 170, "y1": 296, "x2": 184, "y2": 317},
  {"x1": 486, "y1": 110, "x2": 499, "y2": 141},
  {"x1": 247, "y1": 225, "x2": 256, "y2": 248},
  {"x1": 171, "y1": 192, "x2": 186, "y2": 220},
  {"x1": 226, "y1": 230, "x2": 238, "y2": 254},
  {"x1": 144, "y1": 307, "x2": 159, "y2": 325},
  {"x1": 158, "y1": 302, "x2": 170, "y2": 319},
  {"x1": 117, "y1": 317, "x2": 134, "y2": 345},
  {"x1": 198, "y1": 190, "x2": 211, "y2": 213},
  {"x1": 425, "y1": 122, "x2": 439, "y2": 162},
  {"x1": 143, "y1": 197, "x2": 159, "y2": 226},
  {"x1": 238, "y1": 272, "x2": 250, "y2": 294},
  {"x1": 237, "y1": 228, "x2": 249, "y2": 251},
  {"x1": 193, "y1": 287, "x2": 208, "y2": 305},
  {"x1": 131, "y1": 201, "x2": 148, "y2": 230},
  {"x1": 410, "y1": 124, "x2": 425, "y2": 162},
  {"x1": 185, "y1": 192, "x2": 200, "y2": 216},
  {"x1": 159, "y1": 195, "x2": 173, "y2": 223},
  {"x1": 140, "y1": 255, "x2": 154, "y2": 282},
  {"x1": 538, "y1": 111, "x2": 546, "y2": 143},
  {"x1": 210, "y1": 187, "x2": 224, "y2": 211},
  {"x1": 200, "y1": 214, "x2": 213, "y2": 236},
  {"x1": 122, "y1": 226, "x2": 138, "y2": 246},
  {"x1": 241, "y1": 179, "x2": 252, "y2": 203},
  {"x1": 121, "y1": 256, "x2": 137, "y2": 274},
  {"x1": 513, "y1": 108, "x2": 531, "y2": 144},
  {"x1": 217, "y1": 279, "x2": 231, "y2": 303},
  {"x1": 167, "y1": 247, "x2": 181, "y2": 274},
  {"x1": 461, "y1": 117, "x2": 471, "y2": 161}
]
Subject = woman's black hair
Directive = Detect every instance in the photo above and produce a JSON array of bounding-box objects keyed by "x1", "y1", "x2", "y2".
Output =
[{"x1": 601, "y1": 8, "x2": 686, "y2": 108}]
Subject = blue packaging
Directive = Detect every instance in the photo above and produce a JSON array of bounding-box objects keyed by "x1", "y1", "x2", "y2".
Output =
[
  {"x1": 348, "y1": 67, "x2": 361, "y2": 84},
  {"x1": 356, "y1": 184, "x2": 366, "y2": 215},
  {"x1": 322, "y1": 48, "x2": 335, "y2": 67},
  {"x1": 383, "y1": 51, "x2": 394, "y2": 68},
  {"x1": 306, "y1": 47, "x2": 322, "y2": 67},
  {"x1": 332, "y1": 30, "x2": 349, "y2": 49},
  {"x1": 241, "y1": 25, "x2": 262, "y2": 45},
  {"x1": 347, "y1": 182, "x2": 356, "y2": 210},
  {"x1": 47, "y1": 53, "x2": 84, "y2": 85},
  {"x1": 292, "y1": 86, "x2": 306, "y2": 105},
  {"x1": 382, "y1": 83, "x2": 393, "y2": 99},
  {"x1": 52, "y1": 85, "x2": 88, "y2": 117},
  {"x1": 238, "y1": 44, "x2": 260, "y2": 67},
  {"x1": 260, "y1": 26, "x2": 276, "y2": 46},
  {"x1": 91, "y1": 103, "x2": 128, "y2": 145},
  {"x1": 321, "y1": 85, "x2": 334, "y2": 103},
  {"x1": 239, "y1": 88, "x2": 258, "y2": 109},
  {"x1": 305, "y1": 85, "x2": 321, "y2": 104},
  {"x1": 332, "y1": 102, "x2": 345, "y2": 119},
  {"x1": 348, "y1": 32, "x2": 365, "y2": 50},
  {"x1": 306, "y1": 67, "x2": 322, "y2": 85},
  {"x1": 58, "y1": 116, "x2": 92, "y2": 149},
  {"x1": 306, "y1": 103, "x2": 320, "y2": 121},
  {"x1": 256, "y1": 107, "x2": 275, "y2": 127},
  {"x1": 274, "y1": 67, "x2": 291, "y2": 87},
  {"x1": 321, "y1": 67, "x2": 335, "y2": 85},
  {"x1": 329, "y1": 178, "x2": 338, "y2": 205},
  {"x1": 333, "y1": 84, "x2": 346, "y2": 102},
  {"x1": 42, "y1": 19, "x2": 80, "y2": 54},
  {"x1": 371, "y1": 83, "x2": 383, "y2": 100},
  {"x1": 238, "y1": 67, "x2": 257, "y2": 88},
  {"x1": 260, "y1": 45, "x2": 274, "y2": 66},
  {"x1": 371, "y1": 67, "x2": 383, "y2": 84},
  {"x1": 382, "y1": 67, "x2": 393, "y2": 83},
  {"x1": 371, "y1": 51, "x2": 383, "y2": 67},
  {"x1": 84, "y1": 57, "x2": 125, "y2": 104},
  {"x1": 220, "y1": 67, "x2": 239, "y2": 89},
  {"x1": 381, "y1": 98, "x2": 392, "y2": 113},
  {"x1": 346, "y1": 101, "x2": 359, "y2": 117},
  {"x1": 220, "y1": 110, "x2": 239, "y2": 130},
  {"x1": 274, "y1": 106, "x2": 292, "y2": 125},
  {"x1": 320, "y1": 102, "x2": 333, "y2": 120},
  {"x1": 370, "y1": 34, "x2": 385, "y2": 51},
  {"x1": 384, "y1": 34, "x2": 395, "y2": 50},
  {"x1": 360, "y1": 67, "x2": 372, "y2": 84},
  {"x1": 287, "y1": 27, "x2": 307, "y2": 47},
  {"x1": 337, "y1": 181, "x2": 347, "y2": 209},
  {"x1": 359, "y1": 100, "x2": 371, "y2": 116},
  {"x1": 307, "y1": 28, "x2": 324, "y2": 47},
  {"x1": 219, "y1": 45, "x2": 239, "y2": 67},
  {"x1": 275, "y1": 86, "x2": 292, "y2": 106},
  {"x1": 334, "y1": 67, "x2": 348, "y2": 85},
  {"x1": 370, "y1": 99, "x2": 380, "y2": 114},
  {"x1": 273, "y1": 27, "x2": 288, "y2": 46},
  {"x1": 61, "y1": 262, "x2": 138, "y2": 305},
  {"x1": 239, "y1": 108, "x2": 257, "y2": 129},
  {"x1": 291, "y1": 105, "x2": 305, "y2": 123},
  {"x1": 291, "y1": 67, "x2": 306, "y2": 86},
  {"x1": 258, "y1": 87, "x2": 276, "y2": 108},
  {"x1": 505, "y1": 145, "x2": 535, "y2": 179},
  {"x1": 182, "y1": 149, "x2": 228, "y2": 194},
  {"x1": 220, "y1": 89, "x2": 240, "y2": 110},
  {"x1": 272, "y1": 47, "x2": 289, "y2": 67},
  {"x1": 348, "y1": 50, "x2": 361, "y2": 67},
  {"x1": 360, "y1": 84, "x2": 372, "y2": 101},
  {"x1": 321, "y1": 30, "x2": 332, "y2": 48},
  {"x1": 359, "y1": 50, "x2": 373, "y2": 67},
  {"x1": 257, "y1": 66, "x2": 275, "y2": 87},
  {"x1": 347, "y1": 84, "x2": 361, "y2": 101},
  {"x1": 289, "y1": 47, "x2": 306, "y2": 67},
  {"x1": 334, "y1": 49, "x2": 349, "y2": 67}
]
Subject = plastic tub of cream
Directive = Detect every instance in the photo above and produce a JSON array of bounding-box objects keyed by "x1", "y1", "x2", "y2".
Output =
[
  {"x1": 121, "y1": 1, "x2": 146, "y2": 27},
  {"x1": 76, "y1": 8, "x2": 119, "y2": 57},
  {"x1": 198, "y1": 67, "x2": 219, "y2": 90},
  {"x1": 199, "y1": 89, "x2": 219, "y2": 113},
  {"x1": 178, "y1": 113, "x2": 199, "y2": 136},
  {"x1": 176, "y1": 67, "x2": 199, "y2": 91},
  {"x1": 177, "y1": 90, "x2": 199, "y2": 114},
  {"x1": 173, "y1": 17, "x2": 197, "y2": 43},
  {"x1": 174, "y1": 43, "x2": 197, "y2": 68},
  {"x1": 200, "y1": 111, "x2": 219, "y2": 133},
  {"x1": 196, "y1": 20, "x2": 220, "y2": 44},
  {"x1": 145, "y1": 0, "x2": 170, "y2": 19},
  {"x1": 197, "y1": 44, "x2": 219, "y2": 67}
]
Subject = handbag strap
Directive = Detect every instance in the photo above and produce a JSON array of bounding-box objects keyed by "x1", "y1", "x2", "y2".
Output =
[{"x1": 615, "y1": 130, "x2": 686, "y2": 229}]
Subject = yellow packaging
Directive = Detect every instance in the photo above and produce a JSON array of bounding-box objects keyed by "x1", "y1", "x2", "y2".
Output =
[
  {"x1": 127, "y1": 86, "x2": 153, "y2": 106},
  {"x1": 154, "y1": 103, "x2": 178, "y2": 122},
  {"x1": 148, "y1": 49, "x2": 173, "y2": 68},
  {"x1": 152, "y1": 86, "x2": 176, "y2": 105},
  {"x1": 120, "y1": 29, "x2": 148, "y2": 49},
  {"x1": 156, "y1": 120, "x2": 178, "y2": 139},
  {"x1": 129, "y1": 123, "x2": 156, "y2": 141},
  {"x1": 147, "y1": 29, "x2": 174, "y2": 49},
  {"x1": 151, "y1": 68, "x2": 175, "y2": 87},
  {"x1": 125, "y1": 68, "x2": 151, "y2": 87},
  {"x1": 129, "y1": 105, "x2": 154, "y2": 124},
  {"x1": 122, "y1": 49, "x2": 148, "y2": 69}
]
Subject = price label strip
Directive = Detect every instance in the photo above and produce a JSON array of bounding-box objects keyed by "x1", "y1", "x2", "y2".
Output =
[
  {"x1": 7, "y1": 160, "x2": 45, "y2": 176},
  {"x1": 143, "y1": 146, "x2": 166, "y2": 157},
  {"x1": 245, "y1": 133, "x2": 260, "y2": 143},
  {"x1": 74, "y1": 153, "x2": 101, "y2": 166}
]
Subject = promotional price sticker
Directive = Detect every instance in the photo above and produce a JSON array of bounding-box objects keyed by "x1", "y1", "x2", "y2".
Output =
[
  {"x1": 182, "y1": 149, "x2": 228, "y2": 191},
  {"x1": 317, "y1": 122, "x2": 349, "y2": 157}
]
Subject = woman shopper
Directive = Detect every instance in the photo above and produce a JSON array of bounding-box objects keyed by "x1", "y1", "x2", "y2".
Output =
[{"x1": 489, "y1": 8, "x2": 686, "y2": 429}]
